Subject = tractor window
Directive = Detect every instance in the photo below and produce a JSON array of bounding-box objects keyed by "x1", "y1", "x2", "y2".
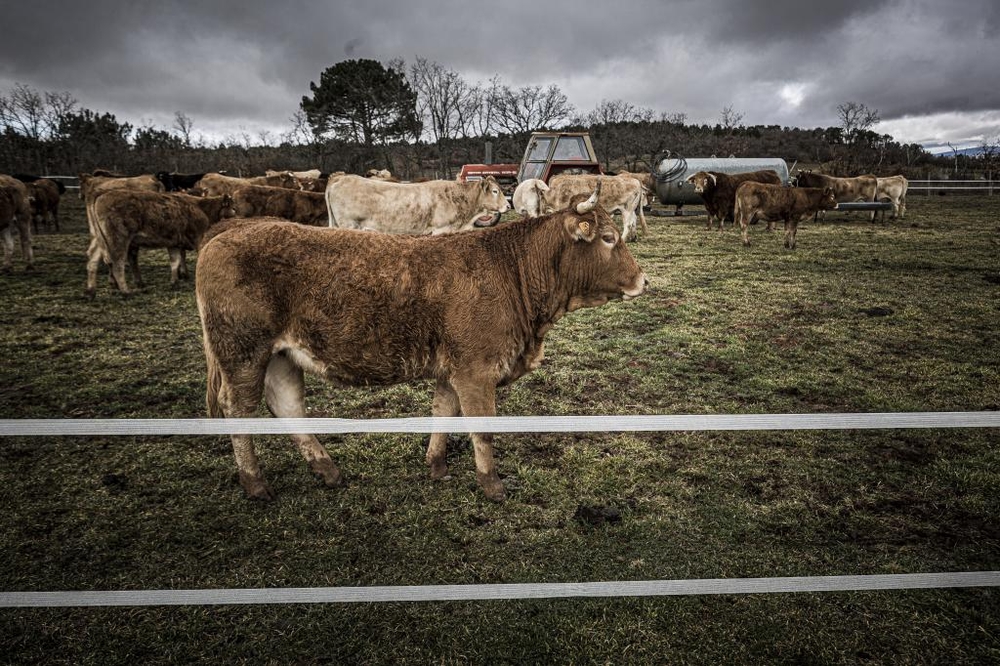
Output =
[
  {"x1": 527, "y1": 137, "x2": 552, "y2": 162},
  {"x1": 521, "y1": 162, "x2": 545, "y2": 181},
  {"x1": 553, "y1": 136, "x2": 588, "y2": 161}
]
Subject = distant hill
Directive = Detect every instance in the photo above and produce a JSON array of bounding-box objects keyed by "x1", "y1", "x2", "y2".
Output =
[{"x1": 923, "y1": 144, "x2": 986, "y2": 157}]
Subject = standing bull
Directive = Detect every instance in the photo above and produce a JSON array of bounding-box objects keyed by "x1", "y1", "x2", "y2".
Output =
[{"x1": 196, "y1": 186, "x2": 648, "y2": 502}]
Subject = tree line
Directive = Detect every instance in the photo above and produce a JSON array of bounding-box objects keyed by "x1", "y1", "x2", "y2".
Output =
[{"x1": 1, "y1": 58, "x2": 996, "y2": 181}]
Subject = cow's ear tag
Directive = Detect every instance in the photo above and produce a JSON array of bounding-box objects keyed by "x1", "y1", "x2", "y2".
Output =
[{"x1": 568, "y1": 217, "x2": 597, "y2": 242}]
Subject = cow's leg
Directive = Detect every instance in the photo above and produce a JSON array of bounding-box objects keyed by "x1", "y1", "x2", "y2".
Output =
[
  {"x1": 785, "y1": 217, "x2": 798, "y2": 250},
  {"x1": 426, "y1": 380, "x2": 461, "y2": 480},
  {"x1": 263, "y1": 351, "x2": 342, "y2": 487},
  {"x1": 738, "y1": 210, "x2": 752, "y2": 247},
  {"x1": 168, "y1": 248, "x2": 184, "y2": 287},
  {"x1": 178, "y1": 249, "x2": 189, "y2": 280},
  {"x1": 218, "y1": 362, "x2": 273, "y2": 500},
  {"x1": 109, "y1": 255, "x2": 131, "y2": 295},
  {"x1": 451, "y1": 377, "x2": 504, "y2": 502},
  {"x1": 127, "y1": 245, "x2": 144, "y2": 288},
  {"x1": 16, "y1": 219, "x2": 33, "y2": 270},
  {"x1": 899, "y1": 194, "x2": 906, "y2": 219},
  {"x1": 1, "y1": 226, "x2": 13, "y2": 272},
  {"x1": 622, "y1": 208, "x2": 637, "y2": 242}
]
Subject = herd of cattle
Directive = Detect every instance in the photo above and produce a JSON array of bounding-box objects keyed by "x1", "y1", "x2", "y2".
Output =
[{"x1": 0, "y1": 163, "x2": 908, "y2": 500}]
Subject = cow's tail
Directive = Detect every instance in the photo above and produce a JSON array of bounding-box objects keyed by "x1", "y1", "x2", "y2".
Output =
[{"x1": 200, "y1": 312, "x2": 225, "y2": 418}]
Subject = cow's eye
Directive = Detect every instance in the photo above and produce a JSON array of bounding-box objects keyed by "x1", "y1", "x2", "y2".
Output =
[{"x1": 601, "y1": 233, "x2": 616, "y2": 245}]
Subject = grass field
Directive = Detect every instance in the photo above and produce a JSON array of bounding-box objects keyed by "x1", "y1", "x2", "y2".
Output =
[{"x1": 1, "y1": 192, "x2": 999, "y2": 664}]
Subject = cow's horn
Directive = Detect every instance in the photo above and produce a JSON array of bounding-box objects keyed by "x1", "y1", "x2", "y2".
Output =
[{"x1": 577, "y1": 181, "x2": 602, "y2": 214}]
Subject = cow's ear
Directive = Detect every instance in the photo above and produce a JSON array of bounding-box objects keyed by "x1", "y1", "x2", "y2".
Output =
[{"x1": 565, "y1": 215, "x2": 598, "y2": 242}]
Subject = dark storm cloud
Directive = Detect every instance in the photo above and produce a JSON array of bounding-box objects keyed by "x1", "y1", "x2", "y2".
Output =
[{"x1": 1, "y1": 0, "x2": 998, "y2": 145}]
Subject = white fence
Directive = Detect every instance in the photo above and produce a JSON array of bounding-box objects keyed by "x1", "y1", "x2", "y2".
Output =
[
  {"x1": 908, "y1": 179, "x2": 996, "y2": 194},
  {"x1": 1, "y1": 411, "x2": 999, "y2": 607}
]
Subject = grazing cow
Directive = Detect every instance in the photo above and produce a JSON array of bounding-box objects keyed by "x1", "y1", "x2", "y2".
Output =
[
  {"x1": 876, "y1": 175, "x2": 908, "y2": 220},
  {"x1": 196, "y1": 187, "x2": 648, "y2": 502},
  {"x1": 685, "y1": 170, "x2": 783, "y2": 230},
  {"x1": 546, "y1": 174, "x2": 647, "y2": 241},
  {"x1": 231, "y1": 184, "x2": 328, "y2": 226},
  {"x1": 0, "y1": 174, "x2": 33, "y2": 272},
  {"x1": 794, "y1": 171, "x2": 878, "y2": 221},
  {"x1": 86, "y1": 191, "x2": 235, "y2": 297},
  {"x1": 326, "y1": 175, "x2": 510, "y2": 234},
  {"x1": 25, "y1": 178, "x2": 61, "y2": 233},
  {"x1": 512, "y1": 178, "x2": 551, "y2": 218},
  {"x1": 193, "y1": 172, "x2": 299, "y2": 197},
  {"x1": 734, "y1": 182, "x2": 838, "y2": 249},
  {"x1": 156, "y1": 172, "x2": 208, "y2": 192}
]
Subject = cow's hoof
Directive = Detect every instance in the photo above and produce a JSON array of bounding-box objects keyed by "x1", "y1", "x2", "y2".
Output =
[
  {"x1": 310, "y1": 458, "x2": 343, "y2": 487},
  {"x1": 478, "y1": 472, "x2": 506, "y2": 502},
  {"x1": 239, "y1": 473, "x2": 276, "y2": 501},
  {"x1": 83, "y1": 288, "x2": 96, "y2": 301},
  {"x1": 428, "y1": 460, "x2": 449, "y2": 480}
]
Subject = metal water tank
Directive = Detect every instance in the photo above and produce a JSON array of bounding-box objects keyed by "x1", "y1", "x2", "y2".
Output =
[{"x1": 653, "y1": 154, "x2": 790, "y2": 206}]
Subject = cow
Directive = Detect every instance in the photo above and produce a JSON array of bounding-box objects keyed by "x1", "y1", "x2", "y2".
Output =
[
  {"x1": 325, "y1": 175, "x2": 510, "y2": 234},
  {"x1": 86, "y1": 191, "x2": 235, "y2": 297},
  {"x1": 25, "y1": 178, "x2": 62, "y2": 233},
  {"x1": 685, "y1": 170, "x2": 783, "y2": 230},
  {"x1": 79, "y1": 172, "x2": 167, "y2": 284},
  {"x1": 876, "y1": 175, "x2": 908, "y2": 220},
  {"x1": 231, "y1": 184, "x2": 328, "y2": 226},
  {"x1": 512, "y1": 178, "x2": 551, "y2": 218},
  {"x1": 13, "y1": 174, "x2": 67, "y2": 195},
  {"x1": 196, "y1": 186, "x2": 648, "y2": 502},
  {"x1": 366, "y1": 169, "x2": 395, "y2": 181},
  {"x1": 193, "y1": 172, "x2": 300, "y2": 197},
  {"x1": 794, "y1": 171, "x2": 878, "y2": 221},
  {"x1": 156, "y1": 172, "x2": 208, "y2": 192},
  {"x1": 734, "y1": 182, "x2": 838, "y2": 249},
  {"x1": 267, "y1": 169, "x2": 321, "y2": 181},
  {"x1": 295, "y1": 176, "x2": 328, "y2": 193},
  {"x1": 0, "y1": 174, "x2": 33, "y2": 272},
  {"x1": 545, "y1": 174, "x2": 647, "y2": 241}
]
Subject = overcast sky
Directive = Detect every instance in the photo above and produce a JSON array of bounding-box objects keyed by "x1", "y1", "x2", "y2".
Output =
[{"x1": 1, "y1": 0, "x2": 997, "y2": 153}]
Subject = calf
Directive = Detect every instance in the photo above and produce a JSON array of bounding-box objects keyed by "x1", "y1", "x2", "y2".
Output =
[
  {"x1": 0, "y1": 174, "x2": 33, "y2": 271},
  {"x1": 196, "y1": 187, "x2": 648, "y2": 502},
  {"x1": 734, "y1": 182, "x2": 837, "y2": 249},
  {"x1": 231, "y1": 184, "x2": 328, "y2": 226},
  {"x1": 25, "y1": 178, "x2": 61, "y2": 233},
  {"x1": 86, "y1": 191, "x2": 235, "y2": 297},
  {"x1": 685, "y1": 170, "x2": 783, "y2": 230},
  {"x1": 794, "y1": 171, "x2": 878, "y2": 221}
]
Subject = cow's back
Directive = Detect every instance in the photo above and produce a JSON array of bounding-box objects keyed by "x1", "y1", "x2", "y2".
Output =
[{"x1": 326, "y1": 176, "x2": 446, "y2": 233}]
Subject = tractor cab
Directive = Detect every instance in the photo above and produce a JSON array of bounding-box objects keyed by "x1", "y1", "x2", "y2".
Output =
[{"x1": 517, "y1": 131, "x2": 603, "y2": 184}]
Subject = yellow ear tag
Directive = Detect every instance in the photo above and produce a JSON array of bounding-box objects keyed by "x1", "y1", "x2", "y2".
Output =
[{"x1": 579, "y1": 221, "x2": 591, "y2": 235}]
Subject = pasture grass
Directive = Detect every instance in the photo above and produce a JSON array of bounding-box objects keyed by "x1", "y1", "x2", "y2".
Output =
[{"x1": 1, "y1": 193, "x2": 999, "y2": 664}]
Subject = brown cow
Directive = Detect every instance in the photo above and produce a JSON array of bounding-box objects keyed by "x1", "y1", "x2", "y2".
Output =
[
  {"x1": 546, "y1": 174, "x2": 647, "y2": 241},
  {"x1": 231, "y1": 184, "x2": 328, "y2": 226},
  {"x1": 684, "y1": 170, "x2": 783, "y2": 231},
  {"x1": 794, "y1": 171, "x2": 878, "y2": 221},
  {"x1": 196, "y1": 188, "x2": 648, "y2": 502},
  {"x1": 26, "y1": 178, "x2": 61, "y2": 233},
  {"x1": 193, "y1": 172, "x2": 300, "y2": 197},
  {"x1": 86, "y1": 191, "x2": 235, "y2": 297},
  {"x1": 734, "y1": 182, "x2": 837, "y2": 249},
  {"x1": 326, "y1": 175, "x2": 510, "y2": 234},
  {"x1": 79, "y1": 172, "x2": 167, "y2": 285},
  {"x1": 0, "y1": 174, "x2": 33, "y2": 272}
]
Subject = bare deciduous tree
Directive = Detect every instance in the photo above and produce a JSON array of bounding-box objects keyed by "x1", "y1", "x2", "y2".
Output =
[
  {"x1": 490, "y1": 83, "x2": 574, "y2": 135},
  {"x1": 173, "y1": 111, "x2": 194, "y2": 148},
  {"x1": 408, "y1": 57, "x2": 476, "y2": 177}
]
